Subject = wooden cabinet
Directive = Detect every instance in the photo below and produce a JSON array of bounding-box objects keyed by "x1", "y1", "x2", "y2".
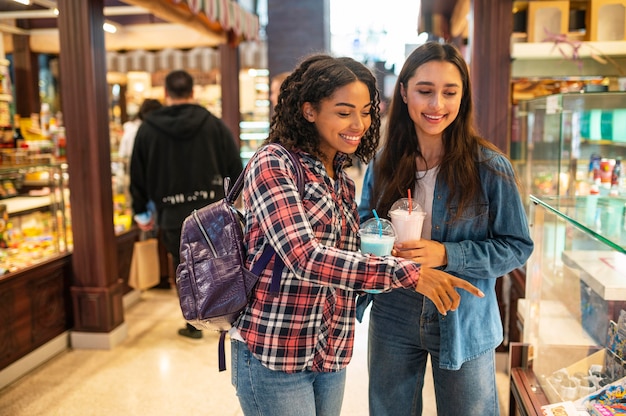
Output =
[{"x1": 0, "y1": 253, "x2": 72, "y2": 371}]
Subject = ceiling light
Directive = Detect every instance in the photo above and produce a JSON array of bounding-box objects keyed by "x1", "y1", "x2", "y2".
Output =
[
  {"x1": 103, "y1": 22, "x2": 117, "y2": 33},
  {"x1": 12, "y1": 0, "x2": 31, "y2": 5}
]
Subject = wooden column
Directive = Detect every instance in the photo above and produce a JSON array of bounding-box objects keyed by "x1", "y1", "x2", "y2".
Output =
[
  {"x1": 220, "y1": 36, "x2": 241, "y2": 145},
  {"x1": 468, "y1": 0, "x2": 515, "y2": 349},
  {"x1": 469, "y1": 0, "x2": 512, "y2": 154},
  {"x1": 267, "y1": 0, "x2": 330, "y2": 79},
  {"x1": 57, "y1": 0, "x2": 125, "y2": 337},
  {"x1": 11, "y1": 34, "x2": 39, "y2": 118}
]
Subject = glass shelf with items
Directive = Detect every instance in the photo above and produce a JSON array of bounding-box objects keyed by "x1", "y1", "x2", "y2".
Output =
[
  {"x1": 239, "y1": 68, "x2": 270, "y2": 165},
  {"x1": 110, "y1": 155, "x2": 133, "y2": 234},
  {"x1": 239, "y1": 120, "x2": 269, "y2": 164},
  {"x1": 510, "y1": 193, "x2": 626, "y2": 414},
  {"x1": 514, "y1": 92, "x2": 626, "y2": 213},
  {"x1": 0, "y1": 163, "x2": 70, "y2": 276}
]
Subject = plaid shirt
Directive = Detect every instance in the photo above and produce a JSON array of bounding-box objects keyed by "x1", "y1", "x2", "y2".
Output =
[{"x1": 236, "y1": 144, "x2": 421, "y2": 373}]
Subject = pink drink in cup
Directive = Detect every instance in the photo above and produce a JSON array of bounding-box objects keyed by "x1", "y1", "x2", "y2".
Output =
[{"x1": 389, "y1": 198, "x2": 426, "y2": 243}]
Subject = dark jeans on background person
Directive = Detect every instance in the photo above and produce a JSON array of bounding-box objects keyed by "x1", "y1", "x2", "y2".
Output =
[
  {"x1": 155, "y1": 231, "x2": 172, "y2": 289},
  {"x1": 161, "y1": 227, "x2": 202, "y2": 338}
]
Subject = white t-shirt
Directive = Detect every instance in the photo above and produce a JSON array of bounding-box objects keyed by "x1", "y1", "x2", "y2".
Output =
[
  {"x1": 414, "y1": 166, "x2": 439, "y2": 240},
  {"x1": 118, "y1": 119, "x2": 141, "y2": 159}
]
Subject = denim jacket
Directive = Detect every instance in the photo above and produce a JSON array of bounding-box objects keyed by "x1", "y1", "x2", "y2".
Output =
[{"x1": 357, "y1": 147, "x2": 534, "y2": 370}]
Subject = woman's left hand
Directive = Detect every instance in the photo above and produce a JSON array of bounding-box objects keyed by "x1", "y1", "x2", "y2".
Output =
[{"x1": 392, "y1": 239, "x2": 447, "y2": 268}]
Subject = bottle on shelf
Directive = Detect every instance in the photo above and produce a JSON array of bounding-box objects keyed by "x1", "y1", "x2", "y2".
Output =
[
  {"x1": 12, "y1": 114, "x2": 25, "y2": 149},
  {"x1": 610, "y1": 157, "x2": 622, "y2": 197},
  {"x1": 0, "y1": 125, "x2": 12, "y2": 149},
  {"x1": 589, "y1": 153, "x2": 601, "y2": 195},
  {"x1": 40, "y1": 103, "x2": 51, "y2": 138},
  {"x1": 56, "y1": 127, "x2": 66, "y2": 161}
]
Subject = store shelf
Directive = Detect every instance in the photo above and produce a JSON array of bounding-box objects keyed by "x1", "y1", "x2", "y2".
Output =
[
  {"x1": 240, "y1": 132, "x2": 268, "y2": 141},
  {"x1": 518, "y1": 298, "x2": 597, "y2": 346},
  {"x1": 563, "y1": 250, "x2": 626, "y2": 300},
  {"x1": 240, "y1": 120, "x2": 269, "y2": 163},
  {"x1": 512, "y1": 40, "x2": 626, "y2": 59},
  {"x1": 240, "y1": 121, "x2": 269, "y2": 129},
  {"x1": 3, "y1": 195, "x2": 52, "y2": 215}
]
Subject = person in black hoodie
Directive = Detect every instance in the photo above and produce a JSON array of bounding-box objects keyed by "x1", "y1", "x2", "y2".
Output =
[{"x1": 130, "y1": 69, "x2": 243, "y2": 339}]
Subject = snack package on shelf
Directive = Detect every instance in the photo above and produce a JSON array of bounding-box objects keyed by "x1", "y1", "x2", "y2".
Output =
[
  {"x1": 580, "y1": 377, "x2": 626, "y2": 414},
  {"x1": 541, "y1": 312, "x2": 626, "y2": 415},
  {"x1": 588, "y1": 402, "x2": 626, "y2": 415},
  {"x1": 541, "y1": 400, "x2": 586, "y2": 415}
]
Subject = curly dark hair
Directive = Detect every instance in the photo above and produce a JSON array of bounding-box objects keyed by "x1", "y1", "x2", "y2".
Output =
[{"x1": 266, "y1": 54, "x2": 381, "y2": 165}]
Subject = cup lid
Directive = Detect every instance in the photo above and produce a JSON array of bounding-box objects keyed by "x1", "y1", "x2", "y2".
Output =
[
  {"x1": 390, "y1": 198, "x2": 424, "y2": 213},
  {"x1": 359, "y1": 218, "x2": 396, "y2": 237}
]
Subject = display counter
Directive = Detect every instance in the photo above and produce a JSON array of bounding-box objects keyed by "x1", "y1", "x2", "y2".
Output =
[
  {"x1": 0, "y1": 161, "x2": 141, "y2": 373},
  {"x1": 509, "y1": 194, "x2": 626, "y2": 415},
  {"x1": 507, "y1": 91, "x2": 626, "y2": 350}
]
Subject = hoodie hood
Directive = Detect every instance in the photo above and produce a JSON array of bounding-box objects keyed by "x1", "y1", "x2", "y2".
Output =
[{"x1": 143, "y1": 103, "x2": 210, "y2": 141}]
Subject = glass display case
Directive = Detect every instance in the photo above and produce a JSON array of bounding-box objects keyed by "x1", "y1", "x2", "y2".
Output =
[
  {"x1": 239, "y1": 68, "x2": 270, "y2": 165},
  {"x1": 514, "y1": 92, "x2": 626, "y2": 211},
  {"x1": 510, "y1": 193, "x2": 626, "y2": 415},
  {"x1": 0, "y1": 161, "x2": 70, "y2": 276},
  {"x1": 239, "y1": 120, "x2": 268, "y2": 164},
  {"x1": 111, "y1": 155, "x2": 133, "y2": 234}
]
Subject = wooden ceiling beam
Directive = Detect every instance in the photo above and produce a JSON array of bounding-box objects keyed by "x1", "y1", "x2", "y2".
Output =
[{"x1": 121, "y1": 0, "x2": 225, "y2": 40}]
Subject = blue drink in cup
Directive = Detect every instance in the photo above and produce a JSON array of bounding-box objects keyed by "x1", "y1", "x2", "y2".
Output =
[
  {"x1": 360, "y1": 234, "x2": 396, "y2": 256},
  {"x1": 359, "y1": 218, "x2": 396, "y2": 256},
  {"x1": 359, "y1": 217, "x2": 396, "y2": 294}
]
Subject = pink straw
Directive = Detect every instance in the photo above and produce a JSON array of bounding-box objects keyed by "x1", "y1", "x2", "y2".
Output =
[{"x1": 407, "y1": 189, "x2": 412, "y2": 214}]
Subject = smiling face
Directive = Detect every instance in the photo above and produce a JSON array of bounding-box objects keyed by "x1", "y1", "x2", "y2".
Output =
[
  {"x1": 400, "y1": 60, "x2": 463, "y2": 142},
  {"x1": 303, "y1": 80, "x2": 372, "y2": 169}
]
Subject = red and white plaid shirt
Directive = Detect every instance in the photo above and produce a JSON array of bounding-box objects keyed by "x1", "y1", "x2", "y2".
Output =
[{"x1": 236, "y1": 144, "x2": 420, "y2": 373}]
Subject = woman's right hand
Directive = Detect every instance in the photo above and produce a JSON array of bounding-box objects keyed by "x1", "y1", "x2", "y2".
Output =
[{"x1": 415, "y1": 268, "x2": 484, "y2": 315}]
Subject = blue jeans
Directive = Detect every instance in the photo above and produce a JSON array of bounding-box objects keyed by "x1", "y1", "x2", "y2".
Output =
[
  {"x1": 231, "y1": 339, "x2": 346, "y2": 416},
  {"x1": 368, "y1": 290, "x2": 499, "y2": 416}
]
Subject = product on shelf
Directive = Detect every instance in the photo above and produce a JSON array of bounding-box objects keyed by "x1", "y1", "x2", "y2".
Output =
[{"x1": 13, "y1": 114, "x2": 25, "y2": 148}]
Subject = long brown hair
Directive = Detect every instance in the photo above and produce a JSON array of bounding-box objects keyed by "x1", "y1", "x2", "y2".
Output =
[{"x1": 371, "y1": 42, "x2": 509, "y2": 221}]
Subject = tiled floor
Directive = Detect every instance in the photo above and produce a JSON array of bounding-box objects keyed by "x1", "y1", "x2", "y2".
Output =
[{"x1": 0, "y1": 288, "x2": 510, "y2": 415}]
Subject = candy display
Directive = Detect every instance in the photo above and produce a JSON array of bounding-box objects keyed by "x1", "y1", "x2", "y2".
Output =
[
  {"x1": 0, "y1": 164, "x2": 71, "y2": 276},
  {"x1": 541, "y1": 311, "x2": 626, "y2": 415}
]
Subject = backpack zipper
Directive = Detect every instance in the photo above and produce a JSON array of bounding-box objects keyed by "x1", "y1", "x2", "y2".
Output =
[{"x1": 192, "y1": 210, "x2": 218, "y2": 258}]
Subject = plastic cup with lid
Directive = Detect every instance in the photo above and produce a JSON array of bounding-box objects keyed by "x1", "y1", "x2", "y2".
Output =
[
  {"x1": 388, "y1": 198, "x2": 427, "y2": 243},
  {"x1": 359, "y1": 217, "x2": 396, "y2": 256}
]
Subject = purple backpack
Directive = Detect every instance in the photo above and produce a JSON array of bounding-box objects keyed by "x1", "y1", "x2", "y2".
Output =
[{"x1": 176, "y1": 146, "x2": 304, "y2": 371}]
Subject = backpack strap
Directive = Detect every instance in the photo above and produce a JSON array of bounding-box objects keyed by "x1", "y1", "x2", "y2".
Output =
[
  {"x1": 227, "y1": 144, "x2": 305, "y2": 295},
  {"x1": 217, "y1": 146, "x2": 305, "y2": 372},
  {"x1": 226, "y1": 144, "x2": 304, "y2": 204}
]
